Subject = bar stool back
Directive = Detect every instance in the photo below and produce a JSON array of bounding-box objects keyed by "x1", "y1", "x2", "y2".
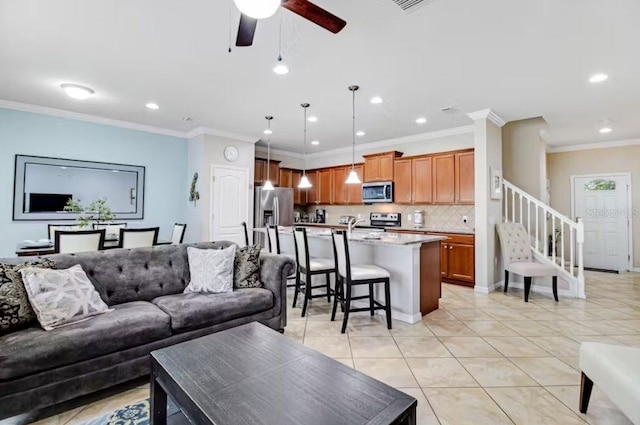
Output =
[
  {"x1": 292, "y1": 227, "x2": 336, "y2": 317},
  {"x1": 267, "y1": 225, "x2": 296, "y2": 285},
  {"x1": 331, "y1": 229, "x2": 393, "y2": 333},
  {"x1": 241, "y1": 222, "x2": 250, "y2": 246}
]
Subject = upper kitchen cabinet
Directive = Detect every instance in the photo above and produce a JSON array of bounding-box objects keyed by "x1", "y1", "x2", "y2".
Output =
[
  {"x1": 331, "y1": 167, "x2": 347, "y2": 205},
  {"x1": 254, "y1": 158, "x2": 280, "y2": 186},
  {"x1": 432, "y1": 154, "x2": 455, "y2": 204},
  {"x1": 455, "y1": 151, "x2": 475, "y2": 204},
  {"x1": 291, "y1": 170, "x2": 305, "y2": 205},
  {"x1": 394, "y1": 159, "x2": 413, "y2": 204},
  {"x1": 346, "y1": 164, "x2": 363, "y2": 204},
  {"x1": 363, "y1": 151, "x2": 403, "y2": 182},
  {"x1": 305, "y1": 170, "x2": 318, "y2": 204},
  {"x1": 279, "y1": 168, "x2": 292, "y2": 188},
  {"x1": 412, "y1": 156, "x2": 433, "y2": 204},
  {"x1": 317, "y1": 169, "x2": 332, "y2": 204}
]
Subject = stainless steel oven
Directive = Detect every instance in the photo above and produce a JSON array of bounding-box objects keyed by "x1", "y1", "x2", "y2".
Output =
[{"x1": 362, "y1": 181, "x2": 393, "y2": 203}]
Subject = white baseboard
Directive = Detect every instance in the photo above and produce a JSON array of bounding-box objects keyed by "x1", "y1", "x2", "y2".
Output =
[
  {"x1": 474, "y1": 283, "x2": 498, "y2": 294},
  {"x1": 350, "y1": 300, "x2": 422, "y2": 324},
  {"x1": 496, "y1": 280, "x2": 575, "y2": 297},
  {"x1": 631, "y1": 268, "x2": 640, "y2": 273}
]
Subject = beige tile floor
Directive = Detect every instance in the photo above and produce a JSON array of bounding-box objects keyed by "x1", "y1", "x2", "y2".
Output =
[{"x1": 5, "y1": 270, "x2": 639, "y2": 425}]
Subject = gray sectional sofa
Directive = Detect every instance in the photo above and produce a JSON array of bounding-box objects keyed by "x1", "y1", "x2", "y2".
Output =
[{"x1": 0, "y1": 241, "x2": 294, "y2": 420}]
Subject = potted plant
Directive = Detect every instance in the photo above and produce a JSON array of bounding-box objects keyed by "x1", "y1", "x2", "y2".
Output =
[{"x1": 64, "y1": 198, "x2": 115, "y2": 229}]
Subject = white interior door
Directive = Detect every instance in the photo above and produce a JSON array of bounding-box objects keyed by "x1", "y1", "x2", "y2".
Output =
[
  {"x1": 211, "y1": 165, "x2": 249, "y2": 245},
  {"x1": 573, "y1": 174, "x2": 630, "y2": 272}
]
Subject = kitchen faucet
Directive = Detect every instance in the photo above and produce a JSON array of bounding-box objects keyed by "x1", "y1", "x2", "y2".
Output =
[{"x1": 348, "y1": 217, "x2": 365, "y2": 237}]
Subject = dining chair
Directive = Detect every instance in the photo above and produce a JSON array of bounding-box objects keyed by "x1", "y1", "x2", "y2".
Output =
[
  {"x1": 496, "y1": 222, "x2": 558, "y2": 302},
  {"x1": 93, "y1": 223, "x2": 127, "y2": 240},
  {"x1": 170, "y1": 223, "x2": 187, "y2": 244},
  {"x1": 48, "y1": 224, "x2": 81, "y2": 241},
  {"x1": 242, "y1": 222, "x2": 250, "y2": 246},
  {"x1": 292, "y1": 227, "x2": 336, "y2": 317},
  {"x1": 331, "y1": 229, "x2": 392, "y2": 333},
  {"x1": 119, "y1": 227, "x2": 159, "y2": 249},
  {"x1": 54, "y1": 229, "x2": 105, "y2": 254}
]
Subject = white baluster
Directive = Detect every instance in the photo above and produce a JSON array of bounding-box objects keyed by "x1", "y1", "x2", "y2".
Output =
[
  {"x1": 570, "y1": 226, "x2": 575, "y2": 275},
  {"x1": 504, "y1": 186, "x2": 508, "y2": 222},
  {"x1": 560, "y1": 221, "x2": 565, "y2": 271},
  {"x1": 552, "y1": 215, "x2": 556, "y2": 264},
  {"x1": 544, "y1": 212, "x2": 548, "y2": 257},
  {"x1": 511, "y1": 190, "x2": 516, "y2": 224},
  {"x1": 535, "y1": 206, "x2": 539, "y2": 252},
  {"x1": 576, "y1": 218, "x2": 585, "y2": 298}
]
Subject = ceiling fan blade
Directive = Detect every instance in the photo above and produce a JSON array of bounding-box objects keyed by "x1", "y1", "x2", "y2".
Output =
[
  {"x1": 236, "y1": 14, "x2": 258, "y2": 47},
  {"x1": 281, "y1": 0, "x2": 347, "y2": 34}
]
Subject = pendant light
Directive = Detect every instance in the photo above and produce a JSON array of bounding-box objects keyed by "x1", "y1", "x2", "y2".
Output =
[
  {"x1": 263, "y1": 116, "x2": 275, "y2": 191},
  {"x1": 298, "y1": 103, "x2": 313, "y2": 189},
  {"x1": 233, "y1": 0, "x2": 280, "y2": 19},
  {"x1": 273, "y1": 17, "x2": 289, "y2": 75},
  {"x1": 345, "y1": 85, "x2": 362, "y2": 184}
]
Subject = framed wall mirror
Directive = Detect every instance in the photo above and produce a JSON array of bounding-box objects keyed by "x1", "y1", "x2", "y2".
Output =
[{"x1": 13, "y1": 155, "x2": 145, "y2": 221}]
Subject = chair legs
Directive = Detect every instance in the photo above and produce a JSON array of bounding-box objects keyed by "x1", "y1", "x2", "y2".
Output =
[
  {"x1": 341, "y1": 284, "x2": 352, "y2": 334},
  {"x1": 369, "y1": 283, "x2": 375, "y2": 316},
  {"x1": 292, "y1": 269, "x2": 301, "y2": 308},
  {"x1": 504, "y1": 270, "x2": 509, "y2": 293},
  {"x1": 524, "y1": 276, "x2": 532, "y2": 302},
  {"x1": 326, "y1": 272, "x2": 332, "y2": 303},
  {"x1": 552, "y1": 276, "x2": 559, "y2": 302},
  {"x1": 331, "y1": 276, "x2": 342, "y2": 322},
  {"x1": 295, "y1": 268, "x2": 336, "y2": 317},
  {"x1": 301, "y1": 273, "x2": 312, "y2": 317},
  {"x1": 579, "y1": 372, "x2": 594, "y2": 414},
  {"x1": 333, "y1": 277, "x2": 392, "y2": 334}
]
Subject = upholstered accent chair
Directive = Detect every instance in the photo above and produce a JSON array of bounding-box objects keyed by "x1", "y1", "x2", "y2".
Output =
[
  {"x1": 54, "y1": 229, "x2": 105, "y2": 254},
  {"x1": 579, "y1": 342, "x2": 640, "y2": 424},
  {"x1": 496, "y1": 222, "x2": 558, "y2": 302}
]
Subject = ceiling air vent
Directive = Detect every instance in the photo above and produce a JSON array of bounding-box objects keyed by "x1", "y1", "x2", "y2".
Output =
[{"x1": 391, "y1": 0, "x2": 437, "y2": 12}]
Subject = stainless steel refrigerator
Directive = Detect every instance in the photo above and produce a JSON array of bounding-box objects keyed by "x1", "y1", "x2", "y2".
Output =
[{"x1": 254, "y1": 187, "x2": 294, "y2": 248}]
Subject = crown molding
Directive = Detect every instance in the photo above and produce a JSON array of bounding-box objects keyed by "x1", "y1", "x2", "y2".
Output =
[
  {"x1": 306, "y1": 125, "x2": 475, "y2": 160},
  {"x1": 547, "y1": 137, "x2": 640, "y2": 153},
  {"x1": 0, "y1": 99, "x2": 188, "y2": 139},
  {"x1": 185, "y1": 126, "x2": 258, "y2": 143},
  {"x1": 467, "y1": 109, "x2": 506, "y2": 128},
  {"x1": 255, "y1": 145, "x2": 304, "y2": 159}
]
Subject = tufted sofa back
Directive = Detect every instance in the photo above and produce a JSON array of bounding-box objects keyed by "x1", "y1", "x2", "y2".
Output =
[
  {"x1": 35, "y1": 242, "x2": 234, "y2": 306},
  {"x1": 496, "y1": 223, "x2": 533, "y2": 265}
]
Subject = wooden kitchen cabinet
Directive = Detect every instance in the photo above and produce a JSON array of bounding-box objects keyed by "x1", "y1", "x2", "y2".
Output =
[
  {"x1": 318, "y1": 169, "x2": 332, "y2": 204},
  {"x1": 279, "y1": 168, "x2": 292, "y2": 188},
  {"x1": 331, "y1": 167, "x2": 348, "y2": 204},
  {"x1": 254, "y1": 158, "x2": 280, "y2": 186},
  {"x1": 431, "y1": 233, "x2": 475, "y2": 287},
  {"x1": 346, "y1": 165, "x2": 363, "y2": 204},
  {"x1": 363, "y1": 151, "x2": 402, "y2": 182},
  {"x1": 432, "y1": 154, "x2": 455, "y2": 203},
  {"x1": 455, "y1": 151, "x2": 475, "y2": 204},
  {"x1": 394, "y1": 159, "x2": 413, "y2": 204},
  {"x1": 305, "y1": 170, "x2": 318, "y2": 204},
  {"x1": 291, "y1": 170, "x2": 304, "y2": 205},
  {"x1": 412, "y1": 156, "x2": 433, "y2": 204}
]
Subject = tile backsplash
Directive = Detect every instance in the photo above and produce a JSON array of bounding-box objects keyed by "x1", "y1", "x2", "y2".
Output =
[{"x1": 304, "y1": 204, "x2": 475, "y2": 231}]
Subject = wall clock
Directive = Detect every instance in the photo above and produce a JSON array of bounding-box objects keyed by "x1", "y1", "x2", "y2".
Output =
[{"x1": 224, "y1": 146, "x2": 239, "y2": 162}]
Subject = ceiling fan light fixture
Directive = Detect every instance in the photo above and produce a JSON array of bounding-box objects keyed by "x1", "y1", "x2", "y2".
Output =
[{"x1": 233, "y1": 0, "x2": 280, "y2": 19}]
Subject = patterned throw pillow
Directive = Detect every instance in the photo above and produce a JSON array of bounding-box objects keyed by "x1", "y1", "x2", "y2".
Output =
[
  {"x1": 234, "y1": 244, "x2": 262, "y2": 289},
  {"x1": 20, "y1": 264, "x2": 112, "y2": 330},
  {"x1": 184, "y1": 246, "x2": 236, "y2": 294},
  {"x1": 0, "y1": 259, "x2": 56, "y2": 334}
]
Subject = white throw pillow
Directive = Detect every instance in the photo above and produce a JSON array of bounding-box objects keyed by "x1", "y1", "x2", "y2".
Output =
[
  {"x1": 20, "y1": 264, "x2": 112, "y2": 330},
  {"x1": 185, "y1": 246, "x2": 236, "y2": 294}
]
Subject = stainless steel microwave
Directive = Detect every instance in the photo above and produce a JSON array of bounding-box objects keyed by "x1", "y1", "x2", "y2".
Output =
[{"x1": 362, "y1": 181, "x2": 394, "y2": 204}]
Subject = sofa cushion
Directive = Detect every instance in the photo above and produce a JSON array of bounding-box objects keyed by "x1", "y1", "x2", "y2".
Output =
[
  {"x1": 152, "y1": 289, "x2": 274, "y2": 332},
  {"x1": 0, "y1": 301, "x2": 171, "y2": 380}
]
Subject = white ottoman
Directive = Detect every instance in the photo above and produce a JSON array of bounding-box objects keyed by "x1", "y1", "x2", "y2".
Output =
[{"x1": 579, "y1": 342, "x2": 640, "y2": 424}]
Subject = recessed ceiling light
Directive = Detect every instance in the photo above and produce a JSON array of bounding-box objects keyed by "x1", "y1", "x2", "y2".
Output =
[
  {"x1": 146, "y1": 102, "x2": 159, "y2": 110},
  {"x1": 182, "y1": 117, "x2": 193, "y2": 122},
  {"x1": 589, "y1": 73, "x2": 609, "y2": 84},
  {"x1": 263, "y1": 129, "x2": 273, "y2": 135},
  {"x1": 307, "y1": 116, "x2": 318, "y2": 122},
  {"x1": 370, "y1": 96, "x2": 383, "y2": 104},
  {"x1": 415, "y1": 117, "x2": 427, "y2": 124},
  {"x1": 599, "y1": 127, "x2": 612, "y2": 134},
  {"x1": 311, "y1": 140, "x2": 320, "y2": 145},
  {"x1": 60, "y1": 84, "x2": 94, "y2": 100},
  {"x1": 356, "y1": 131, "x2": 365, "y2": 137}
]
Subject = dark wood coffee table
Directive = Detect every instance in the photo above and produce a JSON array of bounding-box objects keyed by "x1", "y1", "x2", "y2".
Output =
[{"x1": 150, "y1": 322, "x2": 416, "y2": 425}]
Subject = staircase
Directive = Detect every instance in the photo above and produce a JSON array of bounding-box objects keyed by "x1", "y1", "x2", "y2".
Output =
[{"x1": 502, "y1": 179, "x2": 585, "y2": 298}]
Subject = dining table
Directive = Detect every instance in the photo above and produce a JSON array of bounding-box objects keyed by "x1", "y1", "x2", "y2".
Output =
[{"x1": 15, "y1": 238, "x2": 171, "y2": 257}]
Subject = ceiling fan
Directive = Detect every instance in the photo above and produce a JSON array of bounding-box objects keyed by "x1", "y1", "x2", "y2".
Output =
[{"x1": 234, "y1": 0, "x2": 347, "y2": 47}]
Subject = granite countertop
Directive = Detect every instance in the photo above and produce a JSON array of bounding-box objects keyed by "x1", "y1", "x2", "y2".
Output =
[
  {"x1": 279, "y1": 227, "x2": 446, "y2": 246},
  {"x1": 293, "y1": 222, "x2": 475, "y2": 235}
]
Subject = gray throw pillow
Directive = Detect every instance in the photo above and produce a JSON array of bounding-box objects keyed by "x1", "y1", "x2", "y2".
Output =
[
  {"x1": 0, "y1": 259, "x2": 56, "y2": 334},
  {"x1": 185, "y1": 246, "x2": 236, "y2": 294},
  {"x1": 234, "y1": 245, "x2": 262, "y2": 289}
]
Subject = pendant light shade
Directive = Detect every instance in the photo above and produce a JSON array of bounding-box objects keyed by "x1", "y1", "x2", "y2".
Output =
[
  {"x1": 233, "y1": 0, "x2": 280, "y2": 19},
  {"x1": 346, "y1": 85, "x2": 362, "y2": 185},
  {"x1": 298, "y1": 103, "x2": 313, "y2": 189},
  {"x1": 263, "y1": 116, "x2": 275, "y2": 191}
]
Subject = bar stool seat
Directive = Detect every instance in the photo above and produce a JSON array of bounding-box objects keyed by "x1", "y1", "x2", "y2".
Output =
[
  {"x1": 309, "y1": 258, "x2": 335, "y2": 271},
  {"x1": 350, "y1": 265, "x2": 390, "y2": 280}
]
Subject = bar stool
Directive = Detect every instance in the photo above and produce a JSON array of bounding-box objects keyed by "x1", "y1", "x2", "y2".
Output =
[
  {"x1": 292, "y1": 227, "x2": 336, "y2": 317},
  {"x1": 241, "y1": 222, "x2": 250, "y2": 246},
  {"x1": 267, "y1": 225, "x2": 296, "y2": 286},
  {"x1": 331, "y1": 229, "x2": 392, "y2": 334}
]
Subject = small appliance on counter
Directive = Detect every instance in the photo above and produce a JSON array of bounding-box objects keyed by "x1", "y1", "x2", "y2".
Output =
[
  {"x1": 414, "y1": 210, "x2": 425, "y2": 229},
  {"x1": 294, "y1": 211, "x2": 301, "y2": 223},
  {"x1": 338, "y1": 215, "x2": 356, "y2": 225},
  {"x1": 300, "y1": 212, "x2": 309, "y2": 223},
  {"x1": 369, "y1": 212, "x2": 401, "y2": 228},
  {"x1": 315, "y1": 209, "x2": 326, "y2": 224}
]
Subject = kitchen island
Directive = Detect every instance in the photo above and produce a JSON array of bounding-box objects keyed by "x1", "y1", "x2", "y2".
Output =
[{"x1": 276, "y1": 227, "x2": 446, "y2": 324}]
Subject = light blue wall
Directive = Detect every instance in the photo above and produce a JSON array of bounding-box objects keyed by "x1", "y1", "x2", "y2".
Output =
[{"x1": 0, "y1": 108, "x2": 188, "y2": 257}]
